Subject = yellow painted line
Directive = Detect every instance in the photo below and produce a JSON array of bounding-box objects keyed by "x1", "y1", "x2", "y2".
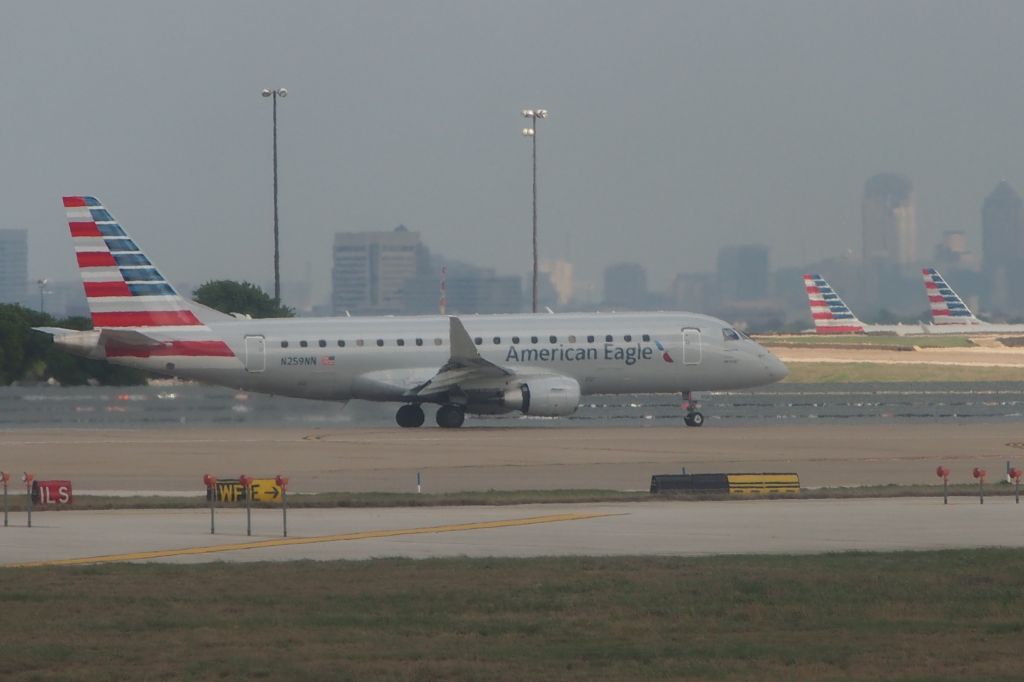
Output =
[{"x1": 5, "y1": 512, "x2": 618, "y2": 568}]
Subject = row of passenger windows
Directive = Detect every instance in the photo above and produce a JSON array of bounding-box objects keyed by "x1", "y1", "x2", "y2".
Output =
[{"x1": 279, "y1": 333, "x2": 654, "y2": 349}]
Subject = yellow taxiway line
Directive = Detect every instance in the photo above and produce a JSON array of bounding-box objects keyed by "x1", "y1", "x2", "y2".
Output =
[{"x1": 6, "y1": 511, "x2": 617, "y2": 568}]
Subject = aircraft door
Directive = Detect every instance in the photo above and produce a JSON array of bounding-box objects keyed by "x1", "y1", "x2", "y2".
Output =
[
  {"x1": 244, "y1": 335, "x2": 266, "y2": 373},
  {"x1": 682, "y1": 328, "x2": 701, "y2": 365}
]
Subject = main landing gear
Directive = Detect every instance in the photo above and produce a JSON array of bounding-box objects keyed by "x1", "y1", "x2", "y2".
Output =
[
  {"x1": 682, "y1": 391, "x2": 704, "y2": 427},
  {"x1": 435, "y1": 404, "x2": 466, "y2": 429},
  {"x1": 396, "y1": 404, "x2": 425, "y2": 428}
]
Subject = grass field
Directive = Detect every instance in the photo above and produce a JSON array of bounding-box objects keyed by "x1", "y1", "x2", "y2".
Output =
[
  {"x1": 781, "y1": 361, "x2": 1024, "y2": 383},
  {"x1": 2, "y1": 550, "x2": 1023, "y2": 681},
  {"x1": 758, "y1": 334, "x2": 976, "y2": 349}
]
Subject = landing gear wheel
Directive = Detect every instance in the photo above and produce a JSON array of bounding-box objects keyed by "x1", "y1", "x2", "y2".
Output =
[
  {"x1": 396, "y1": 404, "x2": 425, "y2": 428},
  {"x1": 684, "y1": 412, "x2": 704, "y2": 427},
  {"x1": 436, "y1": 404, "x2": 466, "y2": 429}
]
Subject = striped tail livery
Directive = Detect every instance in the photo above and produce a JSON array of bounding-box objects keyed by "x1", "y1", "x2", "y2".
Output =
[
  {"x1": 59, "y1": 196, "x2": 237, "y2": 365},
  {"x1": 922, "y1": 268, "x2": 980, "y2": 325},
  {"x1": 803, "y1": 274, "x2": 865, "y2": 334}
]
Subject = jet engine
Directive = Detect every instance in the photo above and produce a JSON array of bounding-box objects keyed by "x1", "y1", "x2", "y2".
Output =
[{"x1": 501, "y1": 376, "x2": 581, "y2": 417}]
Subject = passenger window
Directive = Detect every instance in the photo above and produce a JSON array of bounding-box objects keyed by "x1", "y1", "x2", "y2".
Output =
[
  {"x1": 376, "y1": 339, "x2": 384, "y2": 347},
  {"x1": 415, "y1": 338, "x2": 423, "y2": 346},
  {"x1": 434, "y1": 338, "x2": 443, "y2": 346},
  {"x1": 642, "y1": 334, "x2": 650, "y2": 342},
  {"x1": 356, "y1": 339, "x2": 365, "y2": 347},
  {"x1": 723, "y1": 328, "x2": 741, "y2": 341},
  {"x1": 493, "y1": 336, "x2": 501, "y2": 344},
  {"x1": 512, "y1": 336, "x2": 520, "y2": 344},
  {"x1": 531, "y1": 336, "x2": 539, "y2": 344},
  {"x1": 549, "y1": 335, "x2": 557, "y2": 343},
  {"x1": 587, "y1": 335, "x2": 595, "y2": 343},
  {"x1": 568, "y1": 335, "x2": 576, "y2": 343},
  {"x1": 318, "y1": 340, "x2": 326, "y2": 348},
  {"x1": 281, "y1": 341, "x2": 289, "y2": 349},
  {"x1": 474, "y1": 337, "x2": 482, "y2": 345},
  {"x1": 624, "y1": 334, "x2": 632, "y2": 342},
  {"x1": 300, "y1": 340, "x2": 308, "y2": 348},
  {"x1": 397, "y1": 339, "x2": 405, "y2": 347},
  {"x1": 337, "y1": 340, "x2": 346, "y2": 348},
  {"x1": 605, "y1": 335, "x2": 613, "y2": 343}
]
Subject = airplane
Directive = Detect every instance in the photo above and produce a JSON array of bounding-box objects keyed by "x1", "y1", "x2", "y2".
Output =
[
  {"x1": 802, "y1": 274, "x2": 918, "y2": 334},
  {"x1": 919, "y1": 267, "x2": 1024, "y2": 334},
  {"x1": 37, "y1": 196, "x2": 789, "y2": 428}
]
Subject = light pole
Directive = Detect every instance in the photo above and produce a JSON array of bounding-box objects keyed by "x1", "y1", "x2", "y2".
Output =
[
  {"x1": 262, "y1": 87, "x2": 288, "y2": 302},
  {"x1": 36, "y1": 279, "x2": 49, "y2": 314},
  {"x1": 522, "y1": 108, "x2": 548, "y2": 313}
]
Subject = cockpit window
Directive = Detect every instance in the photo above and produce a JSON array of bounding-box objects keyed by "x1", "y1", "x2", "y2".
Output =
[{"x1": 722, "y1": 328, "x2": 741, "y2": 342}]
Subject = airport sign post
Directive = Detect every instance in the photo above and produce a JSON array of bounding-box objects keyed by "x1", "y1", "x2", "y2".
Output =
[
  {"x1": 21, "y1": 473, "x2": 34, "y2": 527},
  {"x1": 417, "y1": 471, "x2": 422, "y2": 494},
  {"x1": 973, "y1": 468, "x2": 986, "y2": 505},
  {"x1": 1, "y1": 470, "x2": 9, "y2": 527},
  {"x1": 1010, "y1": 468, "x2": 1023, "y2": 504},
  {"x1": 936, "y1": 466, "x2": 950, "y2": 504},
  {"x1": 275, "y1": 475, "x2": 289, "y2": 537},
  {"x1": 203, "y1": 474, "x2": 218, "y2": 534},
  {"x1": 239, "y1": 474, "x2": 253, "y2": 536}
]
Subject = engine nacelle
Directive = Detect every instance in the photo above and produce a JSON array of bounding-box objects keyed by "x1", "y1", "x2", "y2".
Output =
[{"x1": 502, "y1": 376, "x2": 581, "y2": 417}]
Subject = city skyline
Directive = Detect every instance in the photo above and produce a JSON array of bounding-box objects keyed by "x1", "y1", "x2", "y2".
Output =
[{"x1": 6, "y1": 2, "x2": 1024, "y2": 305}]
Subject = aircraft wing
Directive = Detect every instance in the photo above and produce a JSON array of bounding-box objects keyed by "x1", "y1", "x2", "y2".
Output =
[{"x1": 405, "y1": 316, "x2": 510, "y2": 399}]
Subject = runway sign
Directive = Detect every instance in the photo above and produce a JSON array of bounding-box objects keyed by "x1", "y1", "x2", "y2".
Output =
[
  {"x1": 207, "y1": 478, "x2": 283, "y2": 503},
  {"x1": 650, "y1": 473, "x2": 799, "y2": 495},
  {"x1": 31, "y1": 480, "x2": 73, "y2": 505}
]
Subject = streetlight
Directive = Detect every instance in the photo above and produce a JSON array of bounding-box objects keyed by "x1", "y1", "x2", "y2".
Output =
[
  {"x1": 522, "y1": 108, "x2": 548, "y2": 313},
  {"x1": 261, "y1": 87, "x2": 288, "y2": 302},
  {"x1": 36, "y1": 278, "x2": 49, "y2": 314}
]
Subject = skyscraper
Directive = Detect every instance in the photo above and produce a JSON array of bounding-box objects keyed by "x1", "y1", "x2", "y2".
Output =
[
  {"x1": 982, "y1": 181, "x2": 1024, "y2": 312},
  {"x1": 331, "y1": 226, "x2": 428, "y2": 315},
  {"x1": 862, "y1": 173, "x2": 916, "y2": 264},
  {"x1": 717, "y1": 244, "x2": 769, "y2": 302},
  {"x1": 0, "y1": 229, "x2": 28, "y2": 305}
]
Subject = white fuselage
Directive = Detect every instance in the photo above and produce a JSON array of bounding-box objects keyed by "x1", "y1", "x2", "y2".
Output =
[{"x1": 97, "y1": 311, "x2": 788, "y2": 404}]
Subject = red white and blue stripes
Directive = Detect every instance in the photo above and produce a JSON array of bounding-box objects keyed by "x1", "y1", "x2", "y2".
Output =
[
  {"x1": 922, "y1": 268, "x2": 979, "y2": 325},
  {"x1": 64, "y1": 196, "x2": 235, "y2": 362},
  {"x1": 803, "y1": 274, "x2": 865, "y2": 334},
  {"x1": 64, "y1": 196, "x2": 203, "y2": 329}
]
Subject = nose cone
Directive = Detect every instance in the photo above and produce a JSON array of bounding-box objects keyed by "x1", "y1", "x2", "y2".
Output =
[{"x1": 766, "y1": 354, "x2": 789, "y2": 383}]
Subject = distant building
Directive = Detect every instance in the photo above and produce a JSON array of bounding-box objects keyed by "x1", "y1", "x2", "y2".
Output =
[
  {"x1": 603, "y1": 262, "x2": 648, "y2": 309},
  {"x1": 933, "y1": 231, "x2": 978, "y2": 271},
  {"x1": 539, "y1": 259, "x2": 573, "y2": 306},
  {"x1": 0, "y1": 230, "x2": 27, "y2": 305},
  {"x1": 717, "y1": 244, "x2": 769, "y2": 302},
  {"x1": 862, "y1": 173, "x2": 916, "y2": 264},
  {"x1": 331, "y1": 226, "x2": 429, "y2": 315}
]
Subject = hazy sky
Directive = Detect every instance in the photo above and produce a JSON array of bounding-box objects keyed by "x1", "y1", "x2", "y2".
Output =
[{"x1": 5, "y1": 1, "x2": 1024, "y2": 302}]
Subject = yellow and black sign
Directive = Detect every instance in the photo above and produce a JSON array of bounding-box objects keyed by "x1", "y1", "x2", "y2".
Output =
[
  {"x1": 208, "y1": 479, "x2": 284, "y2": 503},
  {"x1": 726, "y1": 473, "x2": 800, "y2": 495}
]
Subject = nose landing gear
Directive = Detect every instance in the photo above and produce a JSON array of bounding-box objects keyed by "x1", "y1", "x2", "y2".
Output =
[
  {"x1": 682, "y1": 391, "x2": 704, "y2": 427},
  {"x1": 395, "y1": 404, "x2": 425, "y2": 428}
]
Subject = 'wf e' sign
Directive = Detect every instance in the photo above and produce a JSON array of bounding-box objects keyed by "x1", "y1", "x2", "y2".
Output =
[{"x1": 208, "y1": 479, "x2": 283, "y2": 504}]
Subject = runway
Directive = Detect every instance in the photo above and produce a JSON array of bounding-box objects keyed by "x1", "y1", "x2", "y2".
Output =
[
  {"x1": 4, "y1": 497, "x2": 1023, "y2": 566},
  {"x1": 2, "y1": 423, "x2": 1024, "y2": 493}
]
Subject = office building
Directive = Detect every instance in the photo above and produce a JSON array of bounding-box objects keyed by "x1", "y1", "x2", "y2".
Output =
[{"x1": 862, "y1": 173, "x2": 916, "y2": 264}]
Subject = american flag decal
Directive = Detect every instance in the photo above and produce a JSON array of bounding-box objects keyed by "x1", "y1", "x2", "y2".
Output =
[
  {"x1": 802, "y1": 274, "x2": 865, "y2": 334},
  {"x1": 321, "y1": 356, "x2": 336, "y2": 366}
]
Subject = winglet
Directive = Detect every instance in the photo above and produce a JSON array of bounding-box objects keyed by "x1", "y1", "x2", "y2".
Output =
[{"x1": 448, "y1": 316, "x2": 481, "y2": 361}]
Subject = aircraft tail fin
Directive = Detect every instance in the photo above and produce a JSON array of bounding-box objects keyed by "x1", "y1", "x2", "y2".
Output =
[
  {"x1": 922, "y1": 268, "x2": 980, "y2": 325},
  {"x1": 803, "y1": 274, "x2": 865, "y2": 334},
  {"x1": 64, "y1": 196, "x2": 208, "y2": 331}
]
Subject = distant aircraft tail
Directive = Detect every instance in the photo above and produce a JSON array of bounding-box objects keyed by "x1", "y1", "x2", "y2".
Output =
[
  {"x1": 922, "y1": 268, "x2": 980, "y2": 325},
  {"x1": 62, "y1": 196, "x2": 235, "y2": 362},
  {"x1": 802, "y1": 274, "x2": 865, "y2": 334}
]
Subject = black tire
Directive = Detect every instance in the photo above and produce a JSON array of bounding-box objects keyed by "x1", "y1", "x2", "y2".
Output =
[
  {"x1": 396, "y1": 404, "x2": 425, "y2": 428},
  {"x1": 686, "y1": 412, "x2": 704, "y2": 427},
  {"x1": 436, "y1": 404, "x2": 465, "y2": 428}
]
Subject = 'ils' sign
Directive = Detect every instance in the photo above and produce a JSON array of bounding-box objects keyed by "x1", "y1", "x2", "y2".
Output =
[{"x1": 31, "y1": 480, "x2": 73, "y2": 505}]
